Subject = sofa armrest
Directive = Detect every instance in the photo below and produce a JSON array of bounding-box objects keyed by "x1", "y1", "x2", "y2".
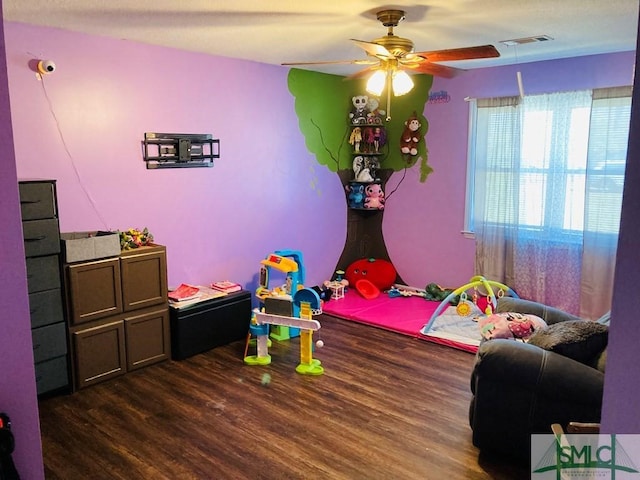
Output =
[
  {"x1": 471, "y1": 339, "x2": 604, "y2": 403},
  {"x1": 469, "y1": 339, "x2": 604, "y2": 462}
]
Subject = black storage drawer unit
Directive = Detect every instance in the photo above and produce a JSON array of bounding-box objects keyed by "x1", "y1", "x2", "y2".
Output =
[
  {"x1": 19, "y1": 179, "x2": 70, "y2": 397},
  {"x1": 170, "y1": 290, "x2": 252, "y2": 360}
]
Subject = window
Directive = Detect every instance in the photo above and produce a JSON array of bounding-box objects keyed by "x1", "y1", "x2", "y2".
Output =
[
  {"x1": 467, "y1": 87, "x2": 632, "y2": 319},
  {"x1": 465, "y1": 87, "x2": 632, "y2": 240}
]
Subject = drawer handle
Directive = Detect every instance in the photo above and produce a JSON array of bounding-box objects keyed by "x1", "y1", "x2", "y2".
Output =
[
  {"x1": 35, "y1": 375, "x2": 42, "y2": 382},
  {"x1": 30, "y1": 308, "x2": 37, "y2": 314},
  {"x1": 25, "y1": 235, "x2": 47, "y2": 242},
  {"x1": 21, "y1": 199, "x2": 42, "y2": 205},
  {"x1": 33, "y1": 344, "x2": 41, "y2": 350}
]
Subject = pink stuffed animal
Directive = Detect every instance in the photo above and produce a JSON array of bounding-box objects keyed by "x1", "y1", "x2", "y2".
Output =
[
  {"x1": 364, "y1": 183, "x2": 385, "y2": 210},
  {"x1": 478, "y1": 312, "x2": 547, "y2": 341}
]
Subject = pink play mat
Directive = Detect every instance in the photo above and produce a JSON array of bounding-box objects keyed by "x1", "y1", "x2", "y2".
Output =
[{"x1": 321, "y1": 289, "x2": 479, "y2": 353}]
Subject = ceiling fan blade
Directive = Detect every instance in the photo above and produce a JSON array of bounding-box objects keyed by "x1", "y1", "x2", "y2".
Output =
[
  {"x1": 350, "y1": 39, "x2": 392, "y2": 59},
  {"x1": 409, "y1": 44, "x2": 500, "y2": 63},
  {"x1": 282, "y1": 59, "x2": 377, "y2": 66},
  {"x1": 401, "y1": 61, "x2": 465, "y2": 79}
]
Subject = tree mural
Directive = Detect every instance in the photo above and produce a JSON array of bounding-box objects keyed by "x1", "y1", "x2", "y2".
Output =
[{"x1": 288, "y1": 68, "x2": 433, "y2": 279}]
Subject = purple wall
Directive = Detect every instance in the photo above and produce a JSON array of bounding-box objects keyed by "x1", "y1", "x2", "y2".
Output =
[
  {"x1": 0, "y1": 10, "x2": 45, "y2": 480},
  {"x1": 6, "y1": 22, "x2": 346, "y2": 292},
  {"x1": 384, "y1": 51, "x2": 636, "y2": 289}
]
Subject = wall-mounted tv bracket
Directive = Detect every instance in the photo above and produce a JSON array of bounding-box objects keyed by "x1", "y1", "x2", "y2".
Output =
[{"x1": 143, "y1": 132, "x2": 220, "y2": 169}]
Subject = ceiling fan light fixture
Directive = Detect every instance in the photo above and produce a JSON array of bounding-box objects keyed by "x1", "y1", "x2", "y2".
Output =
[
  {"x1": 366, "y1": 69, "x2": 387, "y2": 96},
  {"x1": 392, "y1": 70, "x2": 414, "y2": 96}
]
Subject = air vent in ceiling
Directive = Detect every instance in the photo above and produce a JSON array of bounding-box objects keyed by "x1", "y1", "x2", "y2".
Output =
[{"x1": 500, "y1": 35, "x2": 554, "y2": 46}]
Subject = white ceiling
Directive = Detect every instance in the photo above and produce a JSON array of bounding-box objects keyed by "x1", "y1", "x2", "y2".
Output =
[{"x1": 3, "y1": 1, "x2": 639, "y2": 76}]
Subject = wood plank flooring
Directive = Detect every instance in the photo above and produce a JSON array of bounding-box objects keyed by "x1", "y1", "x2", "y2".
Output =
[{"x1": 38, "y1": 315, "x2": 529, "y2": 479}]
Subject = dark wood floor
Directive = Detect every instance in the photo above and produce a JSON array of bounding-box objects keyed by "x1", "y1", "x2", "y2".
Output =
[{"x1": 38, "y1": 315, "x2": 529, "y2": 479}]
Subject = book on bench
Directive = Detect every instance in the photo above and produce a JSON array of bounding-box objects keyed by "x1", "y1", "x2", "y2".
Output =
[
  {"x1": 168, "y1": 283, "x2": 201, "y2": 302},
  {"x1": 210, "y1": 281, "x2": 242, "y2": 293}
]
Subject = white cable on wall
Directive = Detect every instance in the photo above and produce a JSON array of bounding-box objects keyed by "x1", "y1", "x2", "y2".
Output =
[{"x1": 36, "y1": 64, "x2": 110, "y2": 230}]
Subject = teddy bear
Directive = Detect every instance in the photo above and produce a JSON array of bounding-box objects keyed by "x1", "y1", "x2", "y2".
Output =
[
  {"x1": 349, "y1": 95, "x2": 369, "y2": 125},
  {"x1": 400, "y1": 111, "x2": 422, "y2": 156},
  {"x1": 366, "y1": 97, "x2": 385, "y2": 124},
  {"x1": 364, "y1": 183, "x2": 385, "y2": 210}
]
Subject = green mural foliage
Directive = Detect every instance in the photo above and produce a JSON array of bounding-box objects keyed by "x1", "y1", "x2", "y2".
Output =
[{"x1": 287, "y1": 68, "x2": 434, "y2": 181}]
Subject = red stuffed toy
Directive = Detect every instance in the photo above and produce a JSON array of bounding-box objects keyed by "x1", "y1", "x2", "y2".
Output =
[{"x1": 345, "y1": 258, "x2": 397, "y2": 291}]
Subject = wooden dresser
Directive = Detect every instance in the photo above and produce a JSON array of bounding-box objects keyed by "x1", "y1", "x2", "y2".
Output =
[{"x1": 64, "y1": 244, "x2": 171, "y2": 390}]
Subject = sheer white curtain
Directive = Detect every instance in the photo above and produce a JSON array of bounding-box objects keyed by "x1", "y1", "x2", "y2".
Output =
[
  {"x1": 580, "y1": 86, "x2": 632, "y2": 318},
  {"x1": 473, "y1": 96, "x2": 521, "y2": 285},
  {"x1": 472, "y1": 88, "x2": 631, "y2": 319}
]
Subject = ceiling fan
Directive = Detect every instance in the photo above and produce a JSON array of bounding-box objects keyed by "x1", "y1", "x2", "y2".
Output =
[{"x1": 283, "y1": 9, "x2": 500, "y2": 84}]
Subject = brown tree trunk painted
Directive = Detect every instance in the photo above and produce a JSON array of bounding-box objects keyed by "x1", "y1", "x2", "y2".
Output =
[{"x1": 334, "y1": 167, "x2": 405, "y2": 284}]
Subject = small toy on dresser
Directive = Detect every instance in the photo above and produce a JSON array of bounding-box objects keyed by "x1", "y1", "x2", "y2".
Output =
[
  {"x1": 211, "y1": 281, "x2": 242, "y2": 293},
  {"x1": 119, "y1": 227, "x2": 154, "y2": 250}
]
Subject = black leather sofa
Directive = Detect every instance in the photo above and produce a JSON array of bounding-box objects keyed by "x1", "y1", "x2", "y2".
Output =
[{"x1": 468, "y1": 297, "x2": 607, "y2": 463}]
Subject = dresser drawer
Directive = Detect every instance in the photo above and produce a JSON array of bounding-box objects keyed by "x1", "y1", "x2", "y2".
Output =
[
  {"x1": 66, "y1": 258, "x2": 123, "y2": 325},
  {"x1": 32, "y1": 322, "x2": 67, "y2": 364},
  {"x1": 19, "y1": 182, "x2": 57, "y2": 220},
  {"x1": 23, "y1": 218, "x2": 61, "y2": 257},
  {"x1": 121, "y1": 246, "x2": 168, "y2": 311},
  {"x1": 73, "y1": 320, "x2": 126, "y2": 389},
  {"x1": 35, "y1": 356, "x2": 69, "y2": 395},
  {"x1": 29, "y1": 289, "x2": 65, "y2": 329},
  {"x1": 26, "y1": 255, "x2": 61, "y2": 293}
]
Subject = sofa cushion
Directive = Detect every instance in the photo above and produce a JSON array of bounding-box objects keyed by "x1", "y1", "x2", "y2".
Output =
[
  {"x1": 527, "y1": 320, "x2": 608, "y2": 366},
  {"x1": 496, "y1": 297, "x2": 582, "y2": 325}
]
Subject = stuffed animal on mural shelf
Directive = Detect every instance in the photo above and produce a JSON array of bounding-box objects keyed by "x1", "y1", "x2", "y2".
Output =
[
  {"x1": 400, "y1": 111, "x2": 422, "y2": 156},
  {"x1": 352, "y1": 156, "x2": 375, "y2": 183},
  {"x1": 349, "y1": 127, "x2": 363, "y2": 153},
  {"x1": 346, "y1": 182, "x2": 365, "y2": 209},
  {"x1": 366, "y1": 156, "x2": 380, "y2": 180},
  {"x1": 366, "y1": 97, "x2": 385, "y2": 124},
  {"x1": 364, "y1": 183, "x2": 385, "y2": 210},
  {"x1": 349, "y1": 95, "x2": 369, "y2": 125}
]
